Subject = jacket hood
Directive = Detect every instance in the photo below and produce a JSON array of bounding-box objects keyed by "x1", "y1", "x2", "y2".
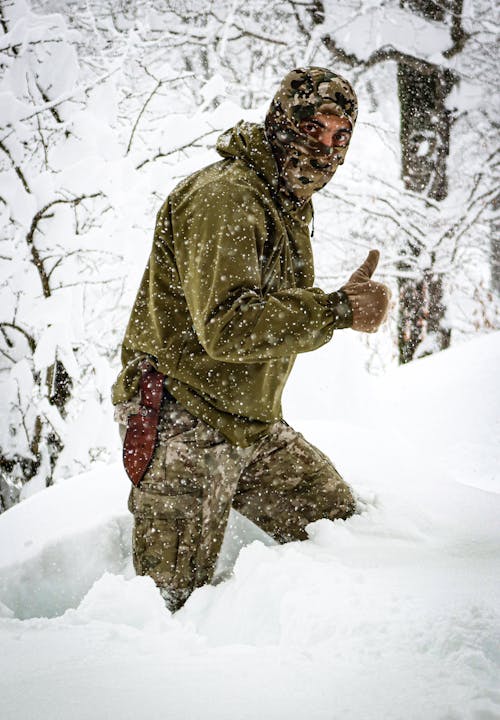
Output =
[{"x1": 216, "y1": 121, "x2": 312, "y2": 218}]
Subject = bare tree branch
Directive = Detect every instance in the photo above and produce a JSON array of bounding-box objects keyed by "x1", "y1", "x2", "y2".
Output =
[
  {"x1": 322, "y1": 34, "x2": 458, "y2": 80},
  {"x1": 126, "y1": 73, "x2": 194, "y2": 155},
  {"x1": 0, "y1": 139, "x2": 31, "y2": 193},
  {"x1": 0, "y1": 322, "x2": 36, "y2": 354},
  {"x1": 136, "y1": 129, "x2": 219, "y2": 170},
  {"x1": 25, "y1": 193, "x2": 103, "y2": 298},
  {"x1": 443, "y1": 0, "x2": 470, "y2": 58}
]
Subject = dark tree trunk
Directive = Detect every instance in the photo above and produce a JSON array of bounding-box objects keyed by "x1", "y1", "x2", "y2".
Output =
[
  {"x1": 491, "y1": 193, "x2": 500, "y2": 296},
  {"x1": 397, "y1": 0, "x2": 455, "y2": 363},
  {"x1": 47, "y1": 359, "x2": 73, "y2": 414}
]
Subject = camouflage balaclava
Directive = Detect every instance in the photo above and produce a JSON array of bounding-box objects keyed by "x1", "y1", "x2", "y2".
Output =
[{"x1": 265, "y1": 67, "x2": 358, "y2": 204}]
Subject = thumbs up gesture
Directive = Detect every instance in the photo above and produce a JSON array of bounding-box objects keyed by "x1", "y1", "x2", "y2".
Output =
[{"x1": 340, "y1": 250, "x2": 391, "y2": 333}]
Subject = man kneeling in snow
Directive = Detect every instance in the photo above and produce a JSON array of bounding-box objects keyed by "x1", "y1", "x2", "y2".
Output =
[{"x1": 112, "y1": 67, "x2": 390, "y2": 611}]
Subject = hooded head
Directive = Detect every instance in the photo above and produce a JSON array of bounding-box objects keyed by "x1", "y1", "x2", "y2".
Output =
[{"x1": 265, "y1": 67, "x2": 358, "y2": 204}]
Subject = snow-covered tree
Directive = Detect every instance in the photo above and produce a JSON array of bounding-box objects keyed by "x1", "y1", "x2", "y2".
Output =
[
  {"x1": 0, "y1": 0, "x2": 120, "y2": 508},
  {"x1": 308, "y1": 0, "x2": 499, "y2": 362},
  {"x1": 1, "y1": 0, "x2": 497, "y2": 509}
]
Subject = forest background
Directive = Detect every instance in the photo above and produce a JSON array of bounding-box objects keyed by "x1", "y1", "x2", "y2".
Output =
[{"x1": 0, "y1": 0, "x2": 498, "y2": 510}]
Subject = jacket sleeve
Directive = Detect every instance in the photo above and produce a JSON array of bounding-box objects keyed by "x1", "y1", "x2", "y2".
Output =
[{"x1": 171, "y1": 182, "x2": 352, "y2": 363}]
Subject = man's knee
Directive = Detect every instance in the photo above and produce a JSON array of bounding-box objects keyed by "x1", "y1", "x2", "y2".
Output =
[
  {"x1": 303, "y1": 441, "x2": 357, "y2": 521},
  {"x1": 326, "y1": 479, "x2": 356, "y2": 521}
]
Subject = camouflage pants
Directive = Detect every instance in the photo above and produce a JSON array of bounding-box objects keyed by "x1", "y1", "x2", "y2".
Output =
[{"x1": 117, "y1": 399, "x2": 355, "y2": 611}]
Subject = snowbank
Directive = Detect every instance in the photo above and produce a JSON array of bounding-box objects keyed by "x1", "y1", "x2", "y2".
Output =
[{"x1": 0, "y1": 332, "x2": 499, "y2": 720}]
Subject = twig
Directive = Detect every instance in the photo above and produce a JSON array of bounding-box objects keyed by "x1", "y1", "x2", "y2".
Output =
[
  {"x1": 0, "y1": 139, "x2": 31, "y2": 193},
  {"x1": 0, "y1": 322, "x2": 36, "y2": 353},
  {"x1": 25, "y1": 193, "x2": 103, "y2": 298},
  {"x1": 126, "y1": 74, "x2": 193, "y2": 155},
  {"x1": 136, "y1": 129, "x2": 219, "y2": 170}
]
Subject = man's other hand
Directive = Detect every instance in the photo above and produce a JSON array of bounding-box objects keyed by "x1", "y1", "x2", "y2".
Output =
[{"x1": 340, "y1": 250, "x2": 391, "y2": 333}]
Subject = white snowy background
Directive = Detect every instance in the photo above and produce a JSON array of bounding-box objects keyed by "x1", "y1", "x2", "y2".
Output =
[{"x1": 0, "y1": 1, "x2": 498, "y2": 718}]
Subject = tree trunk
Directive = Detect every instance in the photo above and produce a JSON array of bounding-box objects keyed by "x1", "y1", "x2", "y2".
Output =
[
  {"x1": 491, "y1": 193, "x2": 500, "y2": 296},
  {"x1": 397, "y1": 0, "x2": 455, "y2": 363}
]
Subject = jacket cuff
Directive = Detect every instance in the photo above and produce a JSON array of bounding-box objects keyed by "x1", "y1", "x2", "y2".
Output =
[{"x1": 327, "y1": 290, "x2": 353, "y2": 329}]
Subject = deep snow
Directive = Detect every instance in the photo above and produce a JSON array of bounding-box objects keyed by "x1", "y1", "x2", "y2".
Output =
[{"x1": 1, "y1": 331, "x2": 499, "y2": 720}]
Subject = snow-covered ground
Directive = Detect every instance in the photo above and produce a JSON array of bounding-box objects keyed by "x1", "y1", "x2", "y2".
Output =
[{"x1": 1, "y1": 331, "x2": 499, "y2": 720}]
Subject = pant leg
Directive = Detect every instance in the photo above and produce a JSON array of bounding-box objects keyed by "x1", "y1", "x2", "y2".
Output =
[
  {"x1": 125, "y1": 401, "x2": 252, "y2": 611},
  {"x1": 233, "y1": 421, "x2": 356, "y2": 543}
]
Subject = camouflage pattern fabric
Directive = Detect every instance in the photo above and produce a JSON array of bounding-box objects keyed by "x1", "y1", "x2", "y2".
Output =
[
  {"x1": 117, "y1": 398, "x2": 356, "y2": 612},
  {"x1": 265, "y1": 66, "x2": 358, "y2": 202}
]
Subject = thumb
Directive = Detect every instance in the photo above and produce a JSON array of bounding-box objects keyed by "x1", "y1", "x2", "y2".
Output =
[{"x1": 348, "y1": 249, "x2": 380, "y2": 284}]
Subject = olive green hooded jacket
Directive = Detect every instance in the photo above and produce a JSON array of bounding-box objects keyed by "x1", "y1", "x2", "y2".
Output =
[{"x1": 112, "y1": 121, "x2": 352, "y2": 446}]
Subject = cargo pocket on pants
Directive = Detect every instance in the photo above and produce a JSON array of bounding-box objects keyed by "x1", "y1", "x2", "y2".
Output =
[{"x1": 129, "y1": 486, "x2": 202, "y2": 592}]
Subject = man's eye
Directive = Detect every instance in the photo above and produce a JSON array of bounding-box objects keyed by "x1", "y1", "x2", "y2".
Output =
[
  {"x1": 335, "y1": 131, "x2": 350, "y2": 145},
  {"x1": 302, "y1": 123, "x2": 317, "y2": 134}
]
